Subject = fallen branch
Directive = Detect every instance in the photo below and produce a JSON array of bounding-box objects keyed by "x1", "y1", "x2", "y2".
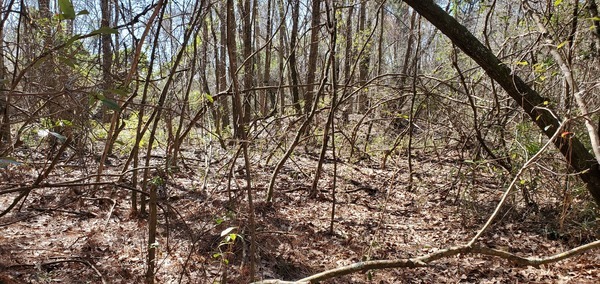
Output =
[
  {"x1": 253, "y1": 240, "x2": 600, "y2": 283},
  {"x1": 6, "y1": 258, "x2": 106, "y2": 284}
]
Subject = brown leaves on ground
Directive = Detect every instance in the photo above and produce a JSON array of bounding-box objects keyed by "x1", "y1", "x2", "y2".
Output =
[{"x1": 0, "y1": 148, "x2": 599, "y2": 283}]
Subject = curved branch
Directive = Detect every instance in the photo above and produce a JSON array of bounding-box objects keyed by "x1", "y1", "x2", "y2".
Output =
[{"x1": 253, "y1": 240, "x2": 600, "y2": 283}]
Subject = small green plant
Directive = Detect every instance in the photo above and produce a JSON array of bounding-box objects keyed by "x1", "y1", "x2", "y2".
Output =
[
  {"x1": 150, "y1": 176, "x2": 165, "y2": 186},
  {"x1": 213, "y1": 227, "x2": 241, "y2": 266}
]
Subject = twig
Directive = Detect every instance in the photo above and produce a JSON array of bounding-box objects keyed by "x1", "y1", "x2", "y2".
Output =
[
  {"x1": 467, "y1": 118, "x2": 568, "y2": 246},
  {"x1": 29, "y1": 207, "x2": 97, "y2": 218},
  {"x1": 7, "y1": 258, "x2": 106, "y2": 284}
]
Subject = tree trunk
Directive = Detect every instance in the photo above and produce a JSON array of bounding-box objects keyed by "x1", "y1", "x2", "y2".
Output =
[
  {"x1": 340, "y1": 1, "x2": 354, "y2": 122},
  {"x1": 277, "y1": 0, "x2": 288, "y2": 114},
  {"x1": 304, "y1": 0, "x2": 321, "y2": 114},
  {"x1": 401, "y1": 0, "x2": 600, "y2": 205},
  {"x1": 587, "y1": 0, "x2": 600, "y2": 54},
  {"x1": 262, "y1": 0, "x2": 274, "y2": 114},
  {"x1": 0, "y1": 1, "x2": 10, "y2": 148},
  {"x1": 376, "y1": 0, "x2": 385, "y2": 75},
  {"x1": 217, "y1": 3, "x2": 230, "y2": 130},
  {"x1": 342, "y1": 1, "x2": 354, "y2": 85},
  {"x1": 252, "y1": 0, "x2": 261, "y2": 115},
  {"x1": 357, "y1": 1, "x2": 370, "y2": 113},
  {"x1": 227, "y1": 0, "x2": 245, "y2": 139},
  {"x1": 289, "y1": 0, "x2": 302, "y2": 115},
  {"x1": 239, "y1": 0, "x2": 253, "y2": 124},
  {"x1": 100, "y1": 0, "x2": 113, "y2": 122}
]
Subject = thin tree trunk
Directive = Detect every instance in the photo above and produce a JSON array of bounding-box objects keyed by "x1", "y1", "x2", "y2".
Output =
[
  {"x1": 227, "y1": 0, "x2": 244, "y2": 139},
  {"x1": 322, "y1": 0, "x2": 339, "y2": 236},
  {"x1": 357, "y1": 1, "x2": 370, "y2": 113},
  {"x1": 277, "y1": 0, "x2": 288, "y2": 114},
  {"x1": 289, "y1": 0, "x2": 302, "y2": 115},
  {"x1": 304, "y1": 0, "x2": 321, "y2": 114},
  {"x1": 239, "y1": 0, "x2": 253, "y2": 124},
  {"x1": 343, "y1": 1, "x2": 354, "y2": 85},
  {"x1": 145, "y1": 182, "x2": 157, "y2": 284},
  {"x1": 0, "y1": 0, "x2": 14, "y2": 148},
  {"x1": 311, "y1": 0, "x2": 337, "y2": 199},
  {"x1": 217, "y1": 4, "x2": 230, "y2": 130},
  {"x1": 376, "y1": 0, "x2": 385, "y2": 75},
  {"x1": 340, "y1": 1, "x2": 354, "y2": 123},
  {"x1": 100, "y1": 0, "x2": 113, "y2": 122},
  {"x1": 252, "y1": 0, "x2": 262, "y2": 115},
  {"x1": 262, "y1": 0, "x2": 274, "y2": 114},
  {"x1": 227, "y1": 1, "x2": 256, "y2": 279},
  {"x1": 170, "y1": 30, "x2": 200, "y2": 167}
]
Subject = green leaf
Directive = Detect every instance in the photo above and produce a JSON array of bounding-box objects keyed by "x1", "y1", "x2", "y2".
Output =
[
  {"x1": 0, "y1": 157, "x2": 21, "y2": 168},
  {"x1": 57, "y1": 119, "x2": 73, "y2": 127},
  {"x1": 58, "y1": 0, "x2": 76, "y2": 20},
  {"x1": 554, "y1": 0, "x2": 564, "y2": 6},
  {"x1": 58, "y1": 56, "x2": 76, "y2": 68},
  {"x1": 100, "y1": 97, "x2": 120, "y2": 111},
  {"x1": 556, "y1": 40, "x2": 569, "y2": 49},
  {"x1": 90, "y1": 27, "x2": 118, "y2": 35},
  {"x1": 77, "y1": 9, "x2": 89, "y2": 16},
  {"x1": 204, "y1": 93, "x2": 214, "y2": 103},
  {"x1": 515, "y1": 60, "x2": 529, "y2": 66},
  {"x1": 108, "y1": 88, "x2": 128, "y2": 97},
  {"x1": 88, "y1": 93, "x2": 99, "y2": 105},
  {"x1": 64, "y1": 34, "x2": 81, "y2": 47}
]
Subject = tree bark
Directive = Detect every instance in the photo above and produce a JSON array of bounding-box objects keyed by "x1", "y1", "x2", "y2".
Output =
[
  {"x1": 262, "y1": 0, "x2": 274, "y2": 114},
  {"x1": 100, "y1": 0, "x2": 113, "y2": 122},
  {"x1": 401, "y1": 0, "x2": 600, "y2": 205},
  {"x1": 342, "y1": 1, "x2": 354, "y2": 85},
  {"x1": 239, "y1": 0, "x2": 252, "y2": 124},
  {"x1": 587, "y1": 0, "x2": 600, "y2": 52},
  {"x1": 217, "y1": 4, "x2": 230, "y2": 129},
  {"x1": 289, "y1": 0, "x2": 302, "y2": 115},
  {"x1": 0, "y1": 0, "x2": 12, "y2": 148},
  {"x1": 357, "y1": 1, "x2": 370, "y2": 112},
  {"x1": 304, "y1": 0, "x2": 321, "y2": 114},
  {"x1": 227, "y1": 0, "x2": 245, "y2": 139},
  {"x1": 276, "y1": 0, "x2": 287, "y2": 113}
]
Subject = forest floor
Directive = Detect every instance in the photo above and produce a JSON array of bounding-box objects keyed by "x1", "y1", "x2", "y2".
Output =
[{"x1": 1, "y1": 133, "x2": 600, "y2": 283}]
